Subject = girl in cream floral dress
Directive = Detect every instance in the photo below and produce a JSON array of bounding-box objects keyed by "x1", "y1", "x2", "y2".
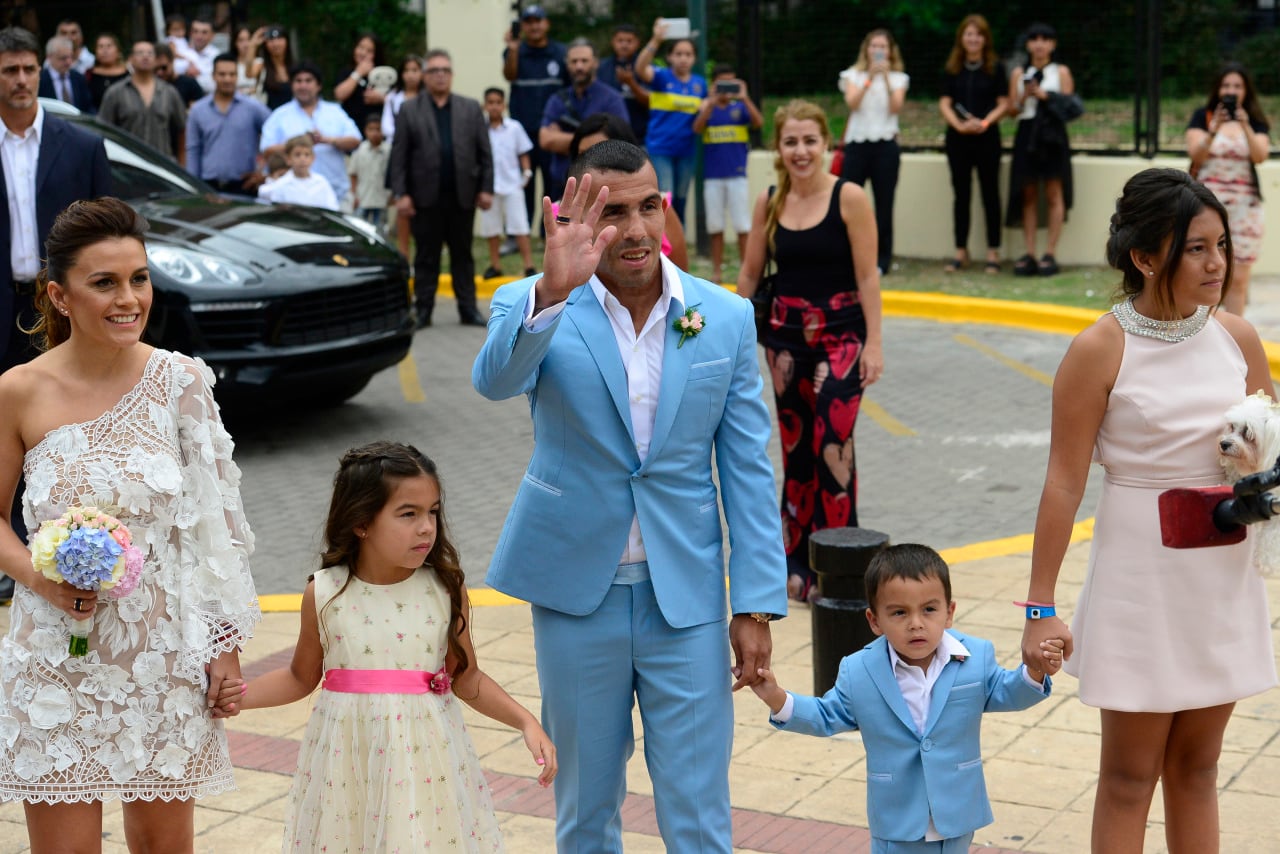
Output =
[{"x1": 241, "y1": 442, "x2": 555, "y2": 851}]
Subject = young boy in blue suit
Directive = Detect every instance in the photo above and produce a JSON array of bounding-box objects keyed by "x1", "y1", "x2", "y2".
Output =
[{"x1": 750, "y1": 544, "x2": 1065, "y2": 853}]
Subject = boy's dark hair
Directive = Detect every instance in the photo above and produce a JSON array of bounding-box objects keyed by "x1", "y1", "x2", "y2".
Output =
[
  {"x1": 363, "y1": 114, "x2": 381, "y2": 129},
  {"x1": 483, "y1": 87, "x2": 505, "y2": 100},
  {"x1": 568, "y1": 138, "x2": 649, "y2": 181},
  {"x1": 864, "y1": 544, "x2": 952, "y2": 610},
  {"x1": 712, "y1": 63, "x2": 735, "y2": 79},
  {"x1": 612, "y1": 24, "x2": 639, "y2": 36}
]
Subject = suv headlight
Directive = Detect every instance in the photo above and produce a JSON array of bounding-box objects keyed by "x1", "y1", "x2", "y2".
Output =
[{"x1": 148, "y1": 246, "x2": 258, "y2": 286}]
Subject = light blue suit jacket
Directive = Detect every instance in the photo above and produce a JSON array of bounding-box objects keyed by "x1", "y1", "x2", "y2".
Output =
[
  {"x1": 473, "y1": 269, "x2": 787, "y2": 626},
  {"x1": 776, "y1": 631, "x2": 1051, "y2": 842}
]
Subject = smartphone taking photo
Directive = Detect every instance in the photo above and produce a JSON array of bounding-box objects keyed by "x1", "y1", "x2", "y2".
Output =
[
  {"x1": 715, "y1": 81, "x2": 740, "y2": 96},
  {"x1": 663, "y1": 17, "x2": 691, "y2": 39}
]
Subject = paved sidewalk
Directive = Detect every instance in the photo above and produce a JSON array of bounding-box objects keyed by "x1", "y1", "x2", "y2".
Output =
[{"x1": 2, "y1": 535, "x2": 1275, "y2": 853}]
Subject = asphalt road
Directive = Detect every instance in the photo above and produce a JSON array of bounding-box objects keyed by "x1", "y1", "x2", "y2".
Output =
[{"x1": 229, "y1": 308, "x2": 1102, "y2": 595}]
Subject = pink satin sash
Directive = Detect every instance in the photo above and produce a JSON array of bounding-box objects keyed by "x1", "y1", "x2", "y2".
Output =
[{"x1": 322, "y1": 668, "x2": 451, "y2": 695}]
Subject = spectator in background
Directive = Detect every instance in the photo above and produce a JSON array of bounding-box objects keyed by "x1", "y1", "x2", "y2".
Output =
[
  {"x1": 693, "y1": 64, "x2": 762, "y2": 284},
  {"x1": 260, "y1": 133, "x2": 339, "y2": 210},
  {"x1": 333, "y1": 32, "x2": 386, "y2": 137},
  {"x1": 1186, "y1": 62, "x2": 1271, "y2": 315},
  {"x1": 940, "y1": 14, "x2": 1008, "y2": 274},
  {"x1": 389, "y1": 48, "x2": 493, "y2": 328},
  {"x1": 259, "y1": 61, "x2": 361, "y2": 207},
  {"x1": 154, "y1": 43, "x2": 205, "y2": 108},
  {"x1": 634, "y1": 18, "x2": 707, "y2": 225},
  {"x1": 38, "y1": 36, "x2": 94, "y2": 112},
  {"x1": 55, "y1": 19, "x2": 94, "y2": 74},
  {"x1": 838, "y1": 29, "x2": 908, "y2": 276},
  {"x1": 99, "y1": 41, "x2": 187, "y2": 163},
  {"x1": 258, "y1": 24, "x2": 293, "y2": 110},
  {"x1": 597, "y1": 23, "x2": 649, "y2": 143},
  {"x1": 502, "y1": 4, "x2": 568, "y2": 225},
  {"x1": 381, "y1": 54, "x2": 424, "y2": 144},
  {"x1": 1007, "y1": 22, "x2": 1075, "y2": 277},
  {"x1": 539, "y1": 38, "x2": 626, "y2": 205},
  {"x1": 348, "y1": 116, "x2": 391, "y2": 226},
  {"x1": 86, "y1": 33, "x2": 128, "y2": 111},
  {"x1": 176, "y1": 17, "x2": 218, "y2": 94},
  {"x1": 480, "y1": 86, "x2": 535, "y2": 279},
  {"x1": 186, "y1": 53, "x2": 269, "y2": 195},
  {"x1": 163, "y1": 13, "x2": 190, "y2": 66},
  {"x1": 233, "y1": 26, "x2": 265, "y2": 99}
]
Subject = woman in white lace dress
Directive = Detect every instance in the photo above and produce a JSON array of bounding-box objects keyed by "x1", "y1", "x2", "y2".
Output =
[{"x1": 0, "y1": 198, "x2": 260, "y2": 850}]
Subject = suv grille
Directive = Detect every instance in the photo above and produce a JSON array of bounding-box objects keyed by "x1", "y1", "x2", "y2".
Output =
[{"x1": 279, "y1": 279, "x2": 409, "y2": 346}]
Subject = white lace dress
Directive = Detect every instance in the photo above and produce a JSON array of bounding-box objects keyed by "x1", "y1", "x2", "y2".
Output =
[{"x1": 0, "y1": 349, "x2": 260, "y2": 803}]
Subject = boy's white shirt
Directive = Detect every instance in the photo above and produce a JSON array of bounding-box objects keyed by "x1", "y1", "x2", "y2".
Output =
[
  {"x1": 487, "y1": 116, "x2": 534, "y2": 196},
  {"x1": 260, "y1": 170, "x2": 340, "y2": 211}
]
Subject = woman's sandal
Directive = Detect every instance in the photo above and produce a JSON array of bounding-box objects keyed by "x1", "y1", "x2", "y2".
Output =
[
  {"x1": 984, "y1": 259, "x2": 1002, "y2": 274},
  {"x1": 1013, "y1": 254, "x2": 1037, "y2": 277},
  {"x1": 1038, "y1": 254, "x2": 1060, "y2": 276},
  {"x1": 943, "y1": 256, "x2": 968, "y2": 273}
]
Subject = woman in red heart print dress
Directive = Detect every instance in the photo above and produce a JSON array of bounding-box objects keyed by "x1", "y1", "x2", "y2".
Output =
[{"x1": 737, "y1": 99, "x2": 884, "y2": 601}]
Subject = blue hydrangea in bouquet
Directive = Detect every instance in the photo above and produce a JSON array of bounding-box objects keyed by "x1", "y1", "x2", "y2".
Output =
[{"x1": 29, "y1": 507, "x2": 144, "y2": 656}]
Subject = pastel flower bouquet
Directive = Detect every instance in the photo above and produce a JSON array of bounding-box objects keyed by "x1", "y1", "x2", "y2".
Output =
[{"x1": 30, "y1": 507, "x2": 144, "y2": 656}]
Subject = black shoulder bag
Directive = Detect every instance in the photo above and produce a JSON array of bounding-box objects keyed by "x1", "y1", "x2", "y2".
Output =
[{"x1": 750, "y1": 186, "x2": 778, "y2": 345}]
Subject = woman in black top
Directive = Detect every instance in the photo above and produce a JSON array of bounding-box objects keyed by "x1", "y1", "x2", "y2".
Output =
[
  {"x1": 939, "y1": 14, "x2": 1008, "y2": 274},
  {"x1": 333, "y1": 32, "x2": 386, "y2": 137},
  {"x1": 258, "y1": 24, "x2": 293, "y2": 110},
  {"x1": 87, "y1": 33, "x2": 129, "y2": 112},
  {"x1": 737, "y1": 100, "x2": 883, "y2": 601}
]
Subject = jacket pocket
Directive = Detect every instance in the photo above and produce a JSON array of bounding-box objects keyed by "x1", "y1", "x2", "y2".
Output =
[
  {"x1": 688, "y1": 357, "x2": 731, "y2": 381},
  {"x1": 957, "y1": 757, "x2": 983, "y2": 770},
  {"x1": 523, "y1": 473, "x2": 562, "y2": 496}
]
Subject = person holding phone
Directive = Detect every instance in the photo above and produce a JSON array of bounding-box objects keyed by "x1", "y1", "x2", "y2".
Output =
[
  {"x1": 1006, "y1": 22, "x2": 1074, "y2": 277},
  {"x1": 1186, "y1": 62, "x2": 1271, "y2": 315},
  {"x1": 634, "y1": 17, "x2": 707, "y2": 226},
  {"x1": 940, "y1": 14, "x2": 1008, "y2": 274},
  {"x1": 837, "y1": 29, "x2": 908, "y2": 276}
]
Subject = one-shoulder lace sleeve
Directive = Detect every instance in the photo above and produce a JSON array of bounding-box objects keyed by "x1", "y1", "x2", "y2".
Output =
[{"x1": 170, "y1": 356, "x2": 260, "y2": 669}]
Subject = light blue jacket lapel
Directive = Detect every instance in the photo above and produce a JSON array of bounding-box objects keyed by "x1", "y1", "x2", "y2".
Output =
[
  {"x1": 643, "y1": 291, "x2": 700, "y2": 466},
  {"x1": 563, "y1": 286, "x2": 635, "y2": 443},
  {"x1": 923, "y1": 657, "x2": 963, "y2": 735},
  {"x1": 865, "y1": 639, "x2": 921, "y2": 736}
]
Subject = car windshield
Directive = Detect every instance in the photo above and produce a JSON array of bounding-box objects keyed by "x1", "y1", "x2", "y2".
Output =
[{"x1": 66, "y1": 115, "x2": 215, "y2": 201}]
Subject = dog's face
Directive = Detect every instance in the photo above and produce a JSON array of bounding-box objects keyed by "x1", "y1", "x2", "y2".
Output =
[{"x1": 1219, "y1": 393, "x2": 1280, "y2": 481}]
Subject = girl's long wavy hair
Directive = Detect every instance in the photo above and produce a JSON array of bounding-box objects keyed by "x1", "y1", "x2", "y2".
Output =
[
  {"x1": 944, "y1": 14, "x2": 999, "y2": 77},
  {"x1": 851, "y1": 28, "x2": 904, "y2": 73},
  {"x1": 765, "y1": 100, "x2": 832, "y2": 255},
  {"x1": 1205, "y1": 62, "x2": 1269, "y2": 130},
  {"x1": 318, "y1": 441, "x2": 471, "y2": 683}
]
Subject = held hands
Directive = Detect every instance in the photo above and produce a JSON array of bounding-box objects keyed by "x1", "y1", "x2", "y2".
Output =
[
  {"x1": 729, "y1": 614, "x2": 772, "y2": 691},
  {"x1": 1025, "y1": 637, "x2": 1066, "y2": 683},
  {"x1": 1021, "y1": 614, "x2": 1073, "y2": 676},
  {"x1": 536, "y1": 173, "x2": 615, "y2": 309},
  {"x1": 206, "y1": 651, "x2": 246, "y2": 718},
  {"x1": 749, "y1": 667, "x2": 788, "y2": 715},
  {"x1": 208, "y1": 675, "x2": 247, "y2": 718},
  {"x1": 521, "y1": 720, "x2": 558, "y2": 788}
]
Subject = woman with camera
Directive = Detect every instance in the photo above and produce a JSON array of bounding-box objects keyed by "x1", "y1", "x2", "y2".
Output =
[
  {"x1": 939, "y1": 14, "x2": 1008, "y2": 274},
  {"x1": 1006, "y1": 22, "x2": 1074, "y2": 277},
  {"x1": 1186, "y1": 62, "x2": 1271, "y2": 315},
  {"x1": 837, "y1": 29, "x2": 908, "y2": 276}
]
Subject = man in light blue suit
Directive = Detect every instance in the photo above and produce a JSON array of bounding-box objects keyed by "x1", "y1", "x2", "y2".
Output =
[
  {"x1": 751, "y1": 544, "x2": 1060, "y2": 853},
  {"x1": 473, "y1": 139, "x2": 787, "y2": 852}
]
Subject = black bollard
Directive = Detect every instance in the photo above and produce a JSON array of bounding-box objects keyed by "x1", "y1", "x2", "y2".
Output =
[{"x1": 809, "y1": 527, "x2": 889, "y2": 695}]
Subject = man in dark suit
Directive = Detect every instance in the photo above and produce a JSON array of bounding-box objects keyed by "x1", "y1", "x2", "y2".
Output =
[
  {"x1": 0, "y1": 26, "x2": 112, "y2": 598},
  {"x1": 38, "y1": 35, "x2": 93, "y2": 113},
  {"x1": 389, "y1": 48, "x2": 493, "y2": 328}
]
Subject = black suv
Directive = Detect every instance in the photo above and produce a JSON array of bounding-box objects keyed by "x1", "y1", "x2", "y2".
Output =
[{"x1": 45, "y1": 100, "x2": 413, "y2": 407}]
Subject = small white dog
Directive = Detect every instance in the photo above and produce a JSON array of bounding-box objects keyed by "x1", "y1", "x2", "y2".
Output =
[{"x1": 1218, "y1": 391, "x2": 1280, "y2": 574}]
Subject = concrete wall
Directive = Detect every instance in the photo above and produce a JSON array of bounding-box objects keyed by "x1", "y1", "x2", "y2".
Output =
[
  {"x1": 741, "y1": 151, "x2": 1280, "y2": 274},
  {"x1": 425, "y1": 0, "x2": 510, "y2": 108}
]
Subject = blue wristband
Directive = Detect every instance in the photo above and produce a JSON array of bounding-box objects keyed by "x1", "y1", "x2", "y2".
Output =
[{"x1": 1026, "y1": 605, "x2": 1056, "y2": 620}]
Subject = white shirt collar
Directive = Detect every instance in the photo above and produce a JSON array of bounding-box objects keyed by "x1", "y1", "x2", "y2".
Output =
[
  {"x1": 886, "y1": 630, "x2": 970, "y2": 672},
  {"x1": 3, "y1": 103, "x2": 43, "y2": 142},
  {"x1": 587, "y1": 252, "x2": 685, "y2": 317}
]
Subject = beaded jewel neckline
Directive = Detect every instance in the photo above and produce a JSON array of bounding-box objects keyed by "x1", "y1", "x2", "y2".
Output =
[{"x1": 1112, "y1": 297, "x2": 1209, "y2": 342}]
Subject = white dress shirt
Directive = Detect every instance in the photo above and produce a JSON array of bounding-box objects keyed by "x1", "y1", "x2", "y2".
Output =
[
  {"x1": 837, "y1": 68, "x2": 909, "y2": 143},
  {"x1": 2, "y1": 105, "x2": 44, "y2": 281},
  {"x1": 523, "y1": 255, "x2": 686, "y2": 565}
]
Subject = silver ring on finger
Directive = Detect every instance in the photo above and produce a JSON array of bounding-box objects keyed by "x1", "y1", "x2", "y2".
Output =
[
  {"x1": 73, "y1": 597, "x2": 83, "y2": 612},
  {"x1": 555, "y1": 215, "x2": 572, "y2": 225}
]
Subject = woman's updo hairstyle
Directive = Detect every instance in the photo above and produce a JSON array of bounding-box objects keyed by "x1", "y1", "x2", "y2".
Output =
[
  {"x1": 1106, "y1": 168, "x2": 1231, "y2": 319},
  {"x1": 32, "y1": 198, "x2": 149, "y2": 351}
]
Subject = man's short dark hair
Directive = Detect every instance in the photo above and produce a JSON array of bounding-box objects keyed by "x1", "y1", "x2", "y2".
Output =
[
  {"x1": 566, "y1": 37, "x2": 595, "y2": 56},
  {"x1": 0, "y1": 27, "x2": 39, "y2": 56},
  {"x1": 213, "y1": 52, "x2": 237, "y2": 69},
  {"x1": 190, "y1": 17, "x2": 213, "y2": 28},
  {"x1": 569, "y1": 139, "x2": 649, "y2": 182},
  {"x1": 154, "y1": 42, "x2": 174, "y2": 61},
  {"x1": 483, "y1": 87, "x2": 505, "y2": 100},
  {"x1": 290, "y1": 60, "x2": 323, "y2": 84},
  {"x1": 864, "y1": 544, "x2": 953, "y2": 611},
  {"x1": 612, "y1": 24, "x2": 639, "y2": 36},
  {"x1": 712, "y1": 63, "x2": 735, "y2": 79}
]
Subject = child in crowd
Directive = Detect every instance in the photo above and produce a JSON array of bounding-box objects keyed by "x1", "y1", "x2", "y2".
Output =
[
  {"x1": 347, "y1": 116, "x2": 390, "y2": 228},
  {"x1": 164, "y1": 13, "x2": 190, "y2": 60},
  {"x1": 749, "y1": 544, "x2": 1063, "y2": 853},
  {"x1": 264, "y1": 151, "x2": 288, "y2": 182},
  {"x1": 238, "y1": 441, "x2": 556, "y2": 850},
  {"x1": 480, "y1": 87, "x2": 536, "y2": 279},
  {"x1": 258, "y1": 134, "x2": 339, "y2": 211},
  {"x1": 693, "y1": 64, "x2": 762, "y2": 283}
]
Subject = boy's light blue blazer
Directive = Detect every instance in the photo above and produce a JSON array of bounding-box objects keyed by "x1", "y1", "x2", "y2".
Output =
[
  {"x1": 472, "y1": 269, "x2": 787, "y2": 625},
  {"x1": 776, "y1": 631, "x2": 1051, "y2": 842}
]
